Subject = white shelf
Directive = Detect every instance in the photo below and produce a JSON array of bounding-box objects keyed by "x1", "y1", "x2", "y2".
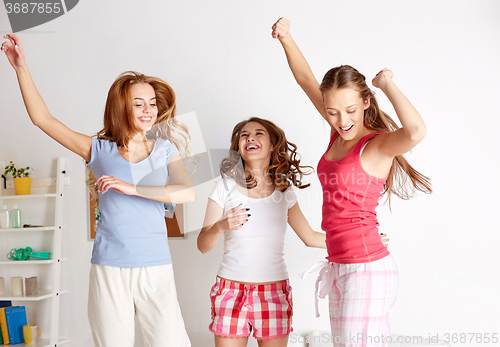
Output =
[
  {"x1": 0, "y1": 259, "x2": 67, "y2": 265},
  {"x1": 2, "y1": 176, "x2": 70, "y2": 190},
  {"x1": 12, "y1": 337, "x2": 70, "y2": 346},
  {"x1": 0, "y1": 259, "x2": 54, "y2": 265},
  {"x1": 0, "y1": 289, "x2": 68, "y2": 302},
  {"x1": 0, "y1": 193, "x2": 57, "y2": 200},
  {"x1": 0, "y1": 158, "x2": 68, "y2": 345},
  {"x1": 0, "y1": 226, "x2": 56, "y2": 232}
]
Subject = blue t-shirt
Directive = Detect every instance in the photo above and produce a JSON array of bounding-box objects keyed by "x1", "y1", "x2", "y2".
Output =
[{"x1": 87, "y1": 137, "x2": 179, "y2": 267}]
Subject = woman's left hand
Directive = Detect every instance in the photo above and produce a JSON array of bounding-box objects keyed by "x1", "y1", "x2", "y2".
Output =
[
  {"x1": 96, "y1": 175, "x2": 136, "y2": 196},
  {"x1": 372, "y1": 68, "x2": 394, "y2": 90},
  {"x1": 271, "y1": 17, "x2": 290, "y2": 40}
]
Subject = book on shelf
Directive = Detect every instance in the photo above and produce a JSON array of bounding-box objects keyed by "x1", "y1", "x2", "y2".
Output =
[
  {"x1": 5, "y1": 306, "x2": 27, "y2": 344},
  {"x1": 0, "y1": 302, "x2": 12, "y2": 344},
  {"x1": 0, "y1": 305, "x2": 13, "y2": 345}
]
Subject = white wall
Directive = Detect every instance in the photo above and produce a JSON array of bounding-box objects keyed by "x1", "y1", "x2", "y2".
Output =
[{"x1": 1, "y1": 1, "x2": 499, "y2": 346}]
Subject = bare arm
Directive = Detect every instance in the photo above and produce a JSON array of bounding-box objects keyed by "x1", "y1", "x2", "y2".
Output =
[
  {"x1": 2, "y1": 34, "x2": 92, "y2": 162},
  {"x1": 287, "y1": 202, "x2": 390, "y2": 248},
  {"x1": 96, "y1": 154, "x2": 195, "y2": 204},
  {"x1": 287, "y1": 202, "x2": 326, "y2": 248},
  {"x1": 272, "y1": 18, "x2": 326, "y2": 120},
  {"x1": 197, "y1": 202, "x2": 250, "y2": 254},
  {"x1": 371, "y1": 69, "x2": 427, "y2": 158}
]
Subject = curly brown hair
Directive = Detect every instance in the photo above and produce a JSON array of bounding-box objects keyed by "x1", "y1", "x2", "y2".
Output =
[{"x1": 221, "y1": 117, "x2": 312, "y2": 192}]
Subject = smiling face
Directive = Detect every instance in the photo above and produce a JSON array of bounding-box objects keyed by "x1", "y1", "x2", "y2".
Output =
[
  {"x1": 130, "y1": 82, "x2": 158, "y2": 133},
  {"x1": 323, "y1": 87, "x2": 370, "y2": 141},
  {"x1": 237, "y1": 121, "x2": 274, "y2": 164}
]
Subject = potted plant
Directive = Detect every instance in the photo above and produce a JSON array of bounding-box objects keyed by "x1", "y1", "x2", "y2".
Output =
[{"x1": 3, "y1": 161, "x2": 33, "y2": 195}]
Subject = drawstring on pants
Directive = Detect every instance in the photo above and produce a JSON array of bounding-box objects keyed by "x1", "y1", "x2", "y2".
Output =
[{"x1": 299, "y1": 260, "x2": 335, "y2": 317}]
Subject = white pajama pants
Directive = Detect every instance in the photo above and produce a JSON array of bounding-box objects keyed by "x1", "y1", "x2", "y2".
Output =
[
  {"x1": 88, "y1": 264, "x2": 191, "y2": 347},
  {"x1": 328, "y1": 255, "x2": 399, "y2": 347},
  {"x1": 302, "y1": 255, "x2": 398, "y2": 347}
]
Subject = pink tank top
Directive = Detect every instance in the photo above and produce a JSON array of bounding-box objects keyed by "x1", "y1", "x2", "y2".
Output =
[{"x1": 317, "y1": 131, "x2": 390, "y2": 264}]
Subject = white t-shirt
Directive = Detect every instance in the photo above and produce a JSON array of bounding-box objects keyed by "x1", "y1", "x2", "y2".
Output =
[{"x1": 208, "y1": 178, "x2": 297, "y2": 282}]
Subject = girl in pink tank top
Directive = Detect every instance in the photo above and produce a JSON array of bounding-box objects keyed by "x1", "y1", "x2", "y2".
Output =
[{"x1": 272, "y1": 18, "x2": 432, "y2": 346}]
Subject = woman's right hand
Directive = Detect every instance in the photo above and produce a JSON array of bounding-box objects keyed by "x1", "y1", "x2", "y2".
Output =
[
  {"x1": 1, "y1": 34, "x2": 27, "y2": 70},
  {"x1": 217, "y1": 204, "x2": 250, "y2": 231},
  {"x1": 271, "y1": 17, "x2": 290, "y2": 40}
]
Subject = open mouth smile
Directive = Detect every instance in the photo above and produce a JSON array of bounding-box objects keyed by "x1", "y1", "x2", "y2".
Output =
[
  {"x1": 138, "y1": 116, "x2": 153, "y2": 123},
  {"x1": 245, "y1": 144, "x2": 260, "y2": 151},
  {"x1": 340, "y1": 125, "x2": 353, "y2": 132}
]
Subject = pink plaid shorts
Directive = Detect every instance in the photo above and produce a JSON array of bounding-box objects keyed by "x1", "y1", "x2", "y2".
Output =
[{"x1": 209, "y1": 277, "x2": 293, "y2": 340}]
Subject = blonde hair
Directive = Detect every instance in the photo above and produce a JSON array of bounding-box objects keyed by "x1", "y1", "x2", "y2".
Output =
[{"x1": 320, "y1": 65, "x2": 432, "y2": 204}]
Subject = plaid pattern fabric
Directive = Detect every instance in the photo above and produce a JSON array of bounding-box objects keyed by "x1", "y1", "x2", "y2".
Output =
[
  {"x1": 327, "y1": 255, "x2": 399, "y2": 347},
  {"x1": 209, "y1": 277, "x2": 293, "y2": 340}
]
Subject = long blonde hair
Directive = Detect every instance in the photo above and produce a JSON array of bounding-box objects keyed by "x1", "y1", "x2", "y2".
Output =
[
  {"x1": 221, "y1": 117, "x2": 312, "y2": 192},
  {"x1": 319, "y1": 65, "x2": 432, "y2": 204}
]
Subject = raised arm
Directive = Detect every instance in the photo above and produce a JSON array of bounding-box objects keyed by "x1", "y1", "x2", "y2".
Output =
[
  {"x1": 197, "y1": 203, "x2": 250, "y2": 254},
  {"x1": 1, "y1": 34, "x2": 92, "y2": 161},
  {"x1": 95, "y1": 154, "x2": 195, "y2": 204},
  {"x1": 287, "y1": 202, "x2": 326, "y2": 248},
  {"x1": 371, "y1": 69, "x2": 427, "y2": 157},
  {"x1": 271, "y1": 18, "x2": 326, "y2": 120}
]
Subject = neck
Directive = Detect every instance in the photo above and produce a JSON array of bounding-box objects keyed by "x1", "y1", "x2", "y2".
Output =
[
  {"x1": 244, "y1": 163, "x2": 273, "y2": 187},
  {"x1": 125, "y1": 132, "x2": 149, "y2": 150}
]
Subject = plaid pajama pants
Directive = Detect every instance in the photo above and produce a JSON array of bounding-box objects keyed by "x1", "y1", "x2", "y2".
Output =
[
  {"x1": 301, "y1": 255, "x2": 398, "y2": 347},
  {"x1": 209, "y1": 277, "x2": 293, "y2": 340}
]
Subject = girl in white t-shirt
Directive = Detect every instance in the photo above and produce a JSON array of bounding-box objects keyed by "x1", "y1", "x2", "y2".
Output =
[
  {"x1": 198, "y1": 117, "x2": 389, "y2": 347},
  {"x1": 198, "y1": 117, "x2": 325, "y2": 347}
]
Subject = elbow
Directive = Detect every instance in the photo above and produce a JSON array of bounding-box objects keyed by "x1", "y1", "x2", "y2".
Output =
[
  {"x1": 186, "y1": 187, "x2": 195, "y2": 203},
  {"x1": 196, "y1": 240, "x2": 204, "y2": 253},
  {"x1": 196, "y1": 242, "x2": 209, "y2": 254},
  {"x1": 197, "y1": 232, "x2": 211, "y2": 254},
  {"x1": 197, "y1": 246, "x2": 207, "y2": 254},
  {"x1": 303, "y1": 238, "x2": 313, "y2": 248},
  {"x1": 408, "y1": 124, "x2": 426, "y2": 144},
  {"x1": 181, "y1": 186, "x2": 195, "y2": 203},
  {"x1": 296, "y1": 79, "x2": 307, "y2": 88},
  {"x1": 296, "y1": 76, "x2": 314, "y2": 89},
  {"x1": 32, "y1": 112, "x2": 51, "y2": 128}
]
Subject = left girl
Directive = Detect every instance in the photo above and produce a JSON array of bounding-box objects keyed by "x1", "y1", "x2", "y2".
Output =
[{"x1": 2, "y1": 34, "x2": 193, "y2": 347}]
